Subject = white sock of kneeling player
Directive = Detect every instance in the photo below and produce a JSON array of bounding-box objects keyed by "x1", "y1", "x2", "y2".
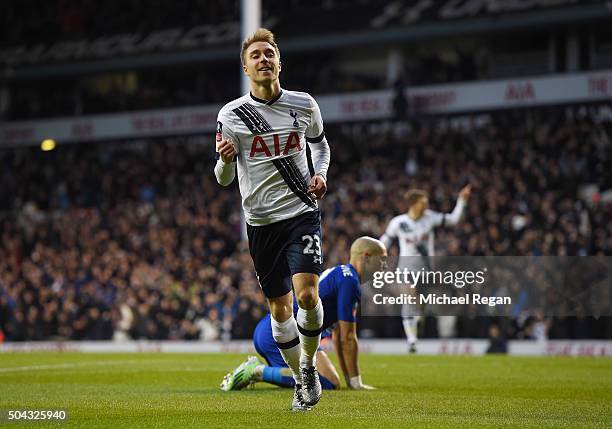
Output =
[
  {"x1": 297, "y1": 299, "x2": 324, "y2": 368},
  {"x1": 270, "y1": 315, "x2": 302, "y2": 385}
]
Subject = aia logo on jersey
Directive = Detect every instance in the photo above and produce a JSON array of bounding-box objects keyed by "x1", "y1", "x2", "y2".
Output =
[
  {"x1": 289, "y1": 109, "x2": 299, "y2": 127},
  {"x1": 406, "y1": 233, "x2": 429, "y2": 244},
  {"x1": 250, "y1": 131, "x2": 301, "y2": 158},
  {"x1": 216, "y1": 121, "x2": 223, "y2": 142}
]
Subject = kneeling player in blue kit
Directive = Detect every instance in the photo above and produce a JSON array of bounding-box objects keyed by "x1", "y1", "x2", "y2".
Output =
[{"x1": 220, "y1": 237, "x2": 387, "y2": 391}]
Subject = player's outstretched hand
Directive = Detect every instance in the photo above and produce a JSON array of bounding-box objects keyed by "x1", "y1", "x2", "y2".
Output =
[
  {"x1": 217, "y1": 138, "x2": 237, "y2": 164},
  {"x1": 459, "y1": 184, "x2": 471, "y2": 201},
  {"x1": 348, "y1": 375, "x2": 376, "y2": 390},
  {"x1": 308, "y1": 174, "x2": 327, "y2": 200},
  {"x1": 356, "y1": 383, "x2": 376, "y2": 390}
]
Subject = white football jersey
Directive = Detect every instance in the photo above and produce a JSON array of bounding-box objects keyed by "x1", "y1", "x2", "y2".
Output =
[
  {"x1": 216, "y1": 89, "x2": 327, "y2": 225},
  {"x1": 380, "y1": 199, "x2": 466, "y2": 258}
]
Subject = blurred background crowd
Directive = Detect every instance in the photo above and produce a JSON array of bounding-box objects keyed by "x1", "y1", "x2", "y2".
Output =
[
  {"x1": 1, "y1": 106, "x2": 611, "y2": 342},
  {"x1": 6, "y1": 0, "x2": 609, "y2": 120},
  {"x1": 1, "y1": 0, "x2": 611, "y2": 343}
]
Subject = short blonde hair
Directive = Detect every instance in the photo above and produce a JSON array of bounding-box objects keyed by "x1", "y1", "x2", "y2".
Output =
[
  {"x1": 405, "y1": 189, "x2": 428, "y2": 207},
  {"x1": 241, "y1": 28, "x2": 280, "y2": 64}
]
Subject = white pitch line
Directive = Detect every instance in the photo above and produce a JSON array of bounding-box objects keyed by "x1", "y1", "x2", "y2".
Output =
[{"x1": 0, "y1": 359, "x2": 149, "y2": 374}]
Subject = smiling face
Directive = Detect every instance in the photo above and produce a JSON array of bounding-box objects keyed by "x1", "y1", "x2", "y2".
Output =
[
  {"x1": 412, "y1": 196, "x2": 429, "y2": 218},
  {"x1": 242, "y1": 41, "x2": 281, "y2": 85},
  {"x1": 405, "y1": 189, "x2": 429, "y2": 219}
]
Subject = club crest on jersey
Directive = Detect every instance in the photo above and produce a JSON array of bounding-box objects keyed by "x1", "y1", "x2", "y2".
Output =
[
  {"x1": 289, "y1": 109, "x2": 299, "y2": 127},
  {"x1": 216, "y1": 121, "x2": 223, "y2": 142},
  {"x1": 250, "y1": 131, "x2": 301, "y2": 158},
  {"x1": 400, "y1": 222, "x2": 412, "y2": 232}
]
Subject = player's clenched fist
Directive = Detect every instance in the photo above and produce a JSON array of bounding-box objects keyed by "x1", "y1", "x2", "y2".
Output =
[
  {"x1": 308, "y1": 174, "x2": 327, "y2": 200},
  {"x1": 217, "y1": 138, "x2": 237, "y2": 164},
  {"x1": 459, "y1": 184, "x2": 471, "y2": 201}
]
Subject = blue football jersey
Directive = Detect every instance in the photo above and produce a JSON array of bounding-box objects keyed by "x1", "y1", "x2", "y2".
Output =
[{"x1": 293, "y1": 263, "x2": 361, "y2": 329}]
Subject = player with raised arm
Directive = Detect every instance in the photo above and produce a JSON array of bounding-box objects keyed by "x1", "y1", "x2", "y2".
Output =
[
  {"x1": 220, "y1": 237, "x2": 386, "y2": 392},
  {"x1": 214, "y1": 28, "x2": 330, "y2": 411},
  {"x1": 380, "y1": 186, "x2": 471, "y2": 353}
]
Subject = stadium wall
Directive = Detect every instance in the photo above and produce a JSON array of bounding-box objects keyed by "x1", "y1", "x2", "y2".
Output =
[
  {"x1": 1, "y1": 340, "x2": 610, "y2": 357},
  {"x1": 1, "y1": 69, "x2": 611, "y2": 147}
]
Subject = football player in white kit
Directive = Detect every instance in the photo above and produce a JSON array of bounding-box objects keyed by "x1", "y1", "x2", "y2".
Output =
[
  {"x1": 380, "y1": 186, "x2": 471, "y2": 352},
  {"x1": 214, "y1": 28, "x2": 330, "y2": 411}
]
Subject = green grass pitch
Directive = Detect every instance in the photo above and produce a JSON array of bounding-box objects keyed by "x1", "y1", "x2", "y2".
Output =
[{"x1": 0, "y1": 352, "x2": 610, "y2": 428}]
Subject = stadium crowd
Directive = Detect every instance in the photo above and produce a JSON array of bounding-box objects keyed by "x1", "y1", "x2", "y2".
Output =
[
  {"x1": 1, "y1": 106, "x2": 611, "y2": 342},
  {"x1": 2, "y1": 0, "x2": 483, "y2": 121},
  {"x1": 0, "y1": 0, "x2": 396, "y2": 47},
  {"x1": 1, "y1": 0, "x2": 240, "y2": 45},
  {"x1": 5, "y1": 56, "x2": 389, "y2": 121}
]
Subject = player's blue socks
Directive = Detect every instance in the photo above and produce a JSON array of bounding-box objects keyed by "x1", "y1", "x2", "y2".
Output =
[
  {"x1": 262, "y1": 366, "x2": 294, "y2": 388},
  {"x1": 319, "y1": 375, "x2": 336, "y2": 390},
  {"x1": 261, "y1": 366, "x2": 336, "y2": 390}
]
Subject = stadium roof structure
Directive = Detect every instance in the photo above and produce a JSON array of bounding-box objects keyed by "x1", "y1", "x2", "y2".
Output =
[{"x1": 2, "y1": 0, "x2": 611, "y2": 79}]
